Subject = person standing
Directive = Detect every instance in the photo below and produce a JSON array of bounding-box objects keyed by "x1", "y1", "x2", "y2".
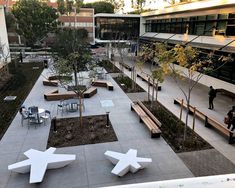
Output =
[
  {"x1": 19, "y1": 51, "x2": 23, "y2": 63},
  {"x1": 227, "y1": 106, "x2": 235, "y2": 131},
  {"x1": 208, "y1": 86, "x2": 217, "y2": 110}
]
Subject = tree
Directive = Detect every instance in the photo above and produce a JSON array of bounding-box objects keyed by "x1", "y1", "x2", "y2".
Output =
[
  {"x1": 157, "y1": 44, "x2": 232, "y2": 142},
  {"x1": 53, "y1": 28, "x2": 89, "y2": 57},
  {"x1": 137, "y1": 42, "x2": 166, "y2": 104},
  {"x1": 82, "y1": 1, "x2": 114, "y2": 14},
  {"x1": 57, "y1": 0, "x2": 66, "y2": 15},
  {"x1": 131, "y1": 0, "x2": 146, "y2": 11},
  {"x1": 5, "y1": 12, "x2": 16, "y2": 30},
  {"x1": 105, "y1": 0, "x2": 124, "y2": 13},
  {"x1": 12, "y1": 0, "x2": 59, "y2": 47},
  {"x1": 52, "y1": 28, "x2": 92, "y2": 126}
]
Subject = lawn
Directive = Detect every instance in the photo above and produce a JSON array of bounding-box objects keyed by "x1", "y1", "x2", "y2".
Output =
[{"x1": 0, "y1": 62, "x2": 44, "y2": 139}]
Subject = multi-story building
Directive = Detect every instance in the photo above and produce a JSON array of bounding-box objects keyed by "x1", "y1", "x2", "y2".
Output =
[
  {"x1": 58, "y1": 8, "x2": 95, "y2": 44},
  {"x1": 95, "y1": 13, "x2": 140, "y2": 42},
  {"x1": 0, "y1": 5, "x2": 10, "y2": 78},
  {"x1": 140, "y1": 0, "x2": 235, "y2": 92},
  {"x1": 0, "y1": 0, "x2": 95, "y2": 45}
]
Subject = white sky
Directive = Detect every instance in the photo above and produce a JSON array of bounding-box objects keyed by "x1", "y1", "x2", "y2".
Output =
[{"x1": 83, "y1": 0, "x2": 170, "y2": 13}]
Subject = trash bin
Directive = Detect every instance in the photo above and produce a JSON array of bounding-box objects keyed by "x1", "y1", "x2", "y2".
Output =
[{"x1": 44, "y1": 59, "x2": 48, "y2": 68}]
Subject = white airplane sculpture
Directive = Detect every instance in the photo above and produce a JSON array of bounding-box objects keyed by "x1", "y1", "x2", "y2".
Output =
[
  {"x1": 8, "y1": 147, "x2": 76, "y2": 183},
  {"x1": 104, "y1": 149, "x2": 152, "y2": 176}
]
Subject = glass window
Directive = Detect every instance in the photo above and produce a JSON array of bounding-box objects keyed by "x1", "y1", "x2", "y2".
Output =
[
  {"x1": 195, "y1": 22, "x2": 205, "y2": 35},
  {"x1": 228, "y1": 13, "x2": 235, "y2": 24},
  {"x1": 197, "y1": 16, "x2": 206, "y2": 21},
  {"x1": 207, "y1": 15, "x2": 216, "y2": 20},
  {"x1": 204, "y1": 22, "x2": 215, "y2": 36},
  {"x1": 226, "y1": 26, "x2": 235, "y2": 36},
  {"x1": 218, "y1": 14, "x2": 228, "y2": 19}
]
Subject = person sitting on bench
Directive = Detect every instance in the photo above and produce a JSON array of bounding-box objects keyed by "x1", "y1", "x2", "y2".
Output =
[{"x1": 227, "y1": 106, "x2": 235, "y2": 131}]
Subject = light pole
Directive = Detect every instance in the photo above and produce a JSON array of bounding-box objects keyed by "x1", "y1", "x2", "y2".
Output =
[{"x1": 106, "y1": 111, "x2": 110, "y2": 127}]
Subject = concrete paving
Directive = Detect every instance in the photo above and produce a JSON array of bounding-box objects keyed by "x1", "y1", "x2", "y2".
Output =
[
  {"x1": 116, "y1": 56, "x2": 235, "y2": 165},
  {"x1": 0, "y1": 65, "x2": 193, "y2": 187}
]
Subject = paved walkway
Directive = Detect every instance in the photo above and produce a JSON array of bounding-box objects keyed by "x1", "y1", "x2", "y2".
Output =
[
  {"x1": 0, "y1": 67, "x2": 193, "y2": 187},
  {"x1": 115, "y1": 56, "x2": 235, "y2": 165}
]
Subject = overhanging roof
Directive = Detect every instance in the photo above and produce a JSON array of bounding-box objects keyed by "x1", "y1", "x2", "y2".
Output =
[{"x1": 141, "y1": 0, "x2": 235, "y2": 18}]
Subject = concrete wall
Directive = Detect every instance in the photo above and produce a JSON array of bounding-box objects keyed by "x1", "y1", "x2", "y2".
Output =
[{"x1": 0, "y1": 6, "x2": 10, "y2": 65}]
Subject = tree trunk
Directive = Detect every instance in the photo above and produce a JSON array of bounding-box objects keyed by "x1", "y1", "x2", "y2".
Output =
[
  {"x1": 151, "y1": 78, "x2": 155, "y2": 108},
  {"x1": 148, "y1": 77, "x2": 150, "y2": 102},
  {"x1": 79, "y1": 95, "x2": 83, "y2": 127},
  {"x1": 155, "y1": 82, "x2": 159, "y2": 101},
  {"x1": 184, "y1": 85, "x2": 191, "y2": 141}
]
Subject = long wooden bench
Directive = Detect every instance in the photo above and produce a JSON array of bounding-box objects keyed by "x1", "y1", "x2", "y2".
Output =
[
  {"x1": 217, "y1": 88, "x2": 235, "y2": 101},
  {"x1": 92, "y1": 80, "x2": 114, "y2": 91},
  {"x1": 48, "y1": 75, "x2": 72, "y2": 81},
  {"x1": 43, "y1": 79, "x2": 59, "y2": 87},
  {"x1": 174, "y1": 98, "x2": 235, "y2": 144},
  {"x1": 137, "y1": 73, "x2": 161, "y2": 91},
  {"x1": 131, "y1": 101, "x2": 161, "y2": 138},
  {"x1": 120, "y1": 62, "x2": 132, "y2": 71},
  {"x1": 137, "y1": 101, "x2": 162, "y2": 128},
  {"x1": 83, "y1": 87, "x2": 97, "y2": 98},
  {"x1": 44, "y1": 89, "x2": 77, "y2": 101}
]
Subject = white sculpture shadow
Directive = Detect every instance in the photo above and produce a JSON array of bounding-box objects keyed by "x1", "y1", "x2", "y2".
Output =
[
  {"x1": 8, "y1": 147, "x2": 76, "y2": 183},
  {"x1": 104, "y1": 149, "x2": 152, "y2": 176}
]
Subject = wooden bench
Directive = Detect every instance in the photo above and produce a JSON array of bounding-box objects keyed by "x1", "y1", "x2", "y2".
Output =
[
  {"x1": 174, "y1": 98, "x2": 235, "y2": 144},
  {"x1": 131, "y1": 101, "x2": 161, "y2": 138},
  {"x1": 43, "y1": 79, "x2": 59, "y2": 87},
  {"x1": 83, "y1": 87, "x2": 97, "y2": 98},
  {"x1": 137, "y1": 101, "x2": 162, "y2": 128},
  {"x1": 44, "y1": 89, "x2": 77, "y2": 101},
  {"x1": 48, "y1": 75, "x2": 72, "y2": 81},
  {"x1": 120, "y1": 62, "x2": 132, "y2": 71},
  {"x1": 137, "y1": 73, "x2": 161, "y2": 91},
  {"x1": 92, "y1": 80, "x2": 114, "y2": 91},
  {"x1": 217, "y1": 88, "x2": 235, "y2": 101}
]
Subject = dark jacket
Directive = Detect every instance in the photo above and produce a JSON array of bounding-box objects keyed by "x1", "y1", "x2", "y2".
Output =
[
  {"x1": 227, "y1": 109, "x2": 235, "y2": 124},
  {"x1": 209, "y1": 88, "x2": 217, "y2": 99}
]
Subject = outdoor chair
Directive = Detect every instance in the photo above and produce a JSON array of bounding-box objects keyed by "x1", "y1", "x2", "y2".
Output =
[
  {"x1": 20, "y1": 109, "x2": 29, "y2": 126},
  {"x1": 57, "y1": 100, "x2": 66, "y2": 115},
  {"x1": 41, "y1": 110, "x2": 51, "y2": 125},
  {"x1": 28, "y1": 106, "x2": 38, "y2": 115}
]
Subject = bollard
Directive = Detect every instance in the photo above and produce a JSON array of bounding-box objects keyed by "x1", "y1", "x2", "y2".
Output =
[{"x1": 51, "y1": 117, "x2": 57, "y2": 133}]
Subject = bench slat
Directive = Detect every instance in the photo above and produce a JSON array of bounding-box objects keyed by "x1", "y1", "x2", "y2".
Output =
[
  {"x1": 137, "y1": 101, "x2": 161, "y2": 128},
  {"x1": 131, "y1": 103, "x2": 161, "y2": 138}
]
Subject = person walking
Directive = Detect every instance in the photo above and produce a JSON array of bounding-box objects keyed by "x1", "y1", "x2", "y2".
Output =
[
  {"x1": 227, "y1": 106, "x2": 235, "y2": 131},
  {"x1": 19, "y1": 52, "x2": 23, "y2": 63},
  {"x1": 208, "y1": 86, "x2": 217, "y2": 110}
]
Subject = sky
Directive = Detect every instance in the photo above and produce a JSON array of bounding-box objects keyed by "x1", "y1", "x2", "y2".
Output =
[{"x1": 83, "y1": 0, "x2": 170, "y2": 13}]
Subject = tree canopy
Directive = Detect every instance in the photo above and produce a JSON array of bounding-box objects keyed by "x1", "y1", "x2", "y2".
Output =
[
  {"x1": 57, "y1": 0, "x2": 84, "y2": 15},
  {"x1": 105, "y1": 0, "x2": 124, "y2": 12},
  {"x1": 12, "y1": 0, "x2": 58, "y2": 47},
  {"x1": 53, "y1": 28, "x2": 89, "y2": 58},
  {"x1": 82, "y1": 1, "x2": 114, "y2": 14}
]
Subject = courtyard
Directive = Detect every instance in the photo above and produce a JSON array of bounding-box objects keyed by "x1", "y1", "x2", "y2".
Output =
[{"x1": 0, "y1": 57, "x2": 234, "y2": 187}]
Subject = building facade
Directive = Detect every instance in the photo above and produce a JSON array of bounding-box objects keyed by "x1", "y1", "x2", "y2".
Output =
[
  {"x1": 58, "y1": 8, "x2": 95, "y2": 44},
  {"x1": 95, "y1": 14, "x2": 140, "y2": 42},
  {"x1": 140, "y1": 0, "x2": 235, "y2": 92},
  {"x1": 0, "y1": 5, "x2": 10, "y2": 78},
  {"x1": 0, "y1": 6, "x2": 10, "y2": 63}
]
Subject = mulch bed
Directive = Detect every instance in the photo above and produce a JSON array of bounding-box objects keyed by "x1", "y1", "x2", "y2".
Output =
[
  {"x1": 143, "y1": 101, "x2": 212, "y2": 153},
  {"x1": 47, "y1": 115, "x2": 118, "y2": 148},
  {"x1": 114, "y1": 76, "x2": 145, "y2": 93},
  {"x1": 0, "y1": 62, "x2": 43, "y2": 140}
]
